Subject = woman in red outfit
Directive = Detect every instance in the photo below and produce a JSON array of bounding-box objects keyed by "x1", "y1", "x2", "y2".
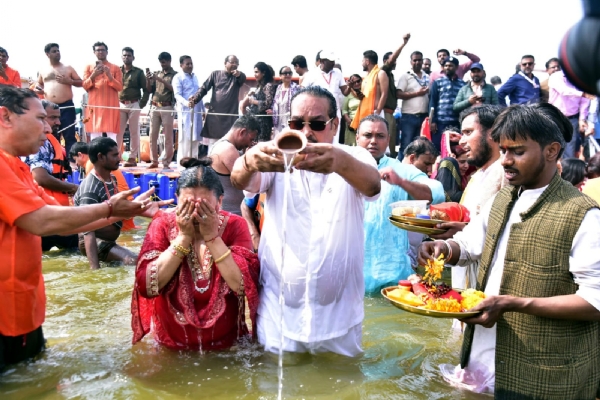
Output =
[{"x1": 131, "y1": 157, "x2": 259, "y2": 350}]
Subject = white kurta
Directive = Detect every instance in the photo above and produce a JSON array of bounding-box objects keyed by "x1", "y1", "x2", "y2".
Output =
[
  {"x1": 441, "y1": 186, "x2": 600, "y2": 393},
  {"x1": 173, "y1": 72, "x2": 205, "y2": 164},
  {"x1": 452, "y1": 158, "x2": 507, "y2": 290},
  {"x1": 255, "y1": 145, "x2": 378, "y2": 356}
]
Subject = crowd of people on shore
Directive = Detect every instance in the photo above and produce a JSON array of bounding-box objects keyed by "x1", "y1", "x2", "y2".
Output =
[{"x1": 1, "y1": 35, "x2": 600, "y2": 399}]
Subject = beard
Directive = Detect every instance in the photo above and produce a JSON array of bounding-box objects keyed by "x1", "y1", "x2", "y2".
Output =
[{"x1": 467, "y1": 134, "x2": 492, "y2": 168}]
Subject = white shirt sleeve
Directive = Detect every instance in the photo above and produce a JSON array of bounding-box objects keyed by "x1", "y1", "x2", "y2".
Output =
[
  {"x1": 258, "y1": 172, "x2": 276, "y2": 194},
  {"x1": 571, "y1": 208, "x2": 600, "y2": 311},
  {"x1": 345, "y1": 145, "x2": 380, "y2": 202},
  {"x1": 449, "y1": 195, "x2": 494, "y2": 266}
]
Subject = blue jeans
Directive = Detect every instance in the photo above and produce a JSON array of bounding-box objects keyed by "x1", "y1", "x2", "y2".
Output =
[
  {"x1": 431, "y1": 121, "x2": 459, "y2": 154},
  {"x1": 563, "y1": 116, "x2": 582, "y2": 159},
  {"x1": 398, "y1": 113, "x2": 427, "y2": 159}
]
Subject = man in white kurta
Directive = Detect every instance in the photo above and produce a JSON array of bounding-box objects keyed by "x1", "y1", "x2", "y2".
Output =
[
  {"x1": 173, "y1": 56, "x2": 204, "y2": 167},
  {"x1": 230, "y1": 86, "x2": 381, "y2": 357}
]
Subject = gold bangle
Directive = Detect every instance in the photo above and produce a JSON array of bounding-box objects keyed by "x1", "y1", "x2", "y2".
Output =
[
  {"x1": 168, "y1": 246, "x2": 184, "y2": 259},
  {"x1": 214, "y1": 249, "x2": 231, "y2": 264},
  {"x1": 171, "y1": 243, "x2": 191, "y2": 256}
]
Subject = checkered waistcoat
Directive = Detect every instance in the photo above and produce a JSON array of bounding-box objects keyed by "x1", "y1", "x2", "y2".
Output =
[{"x1": 460, "y1": 173, "x2": 600, "y2": 400}]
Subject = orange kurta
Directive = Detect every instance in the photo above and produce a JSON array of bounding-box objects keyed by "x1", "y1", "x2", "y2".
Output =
[
  {"x1": 82, "y1": 61, "x2": 123, "y2": 134},
  {"x1": 0, "y1": 65, "x2": 21, "y2": 87},
  {"x1": 0, "y1": 149, "x2": 59, "y2": 336}
]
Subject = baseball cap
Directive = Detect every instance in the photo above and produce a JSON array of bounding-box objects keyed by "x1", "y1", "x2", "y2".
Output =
[
  {"x1": 470, "y1": 63, "x2": 484, "y2": 71},
  {"x1": 443, "y1": 56, "x2": 459, "y2": 66}
]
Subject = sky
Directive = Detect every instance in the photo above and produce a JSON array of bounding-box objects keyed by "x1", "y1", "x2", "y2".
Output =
[{"x1": 3, "y1": 0, "x2": 584, "y2": 107}]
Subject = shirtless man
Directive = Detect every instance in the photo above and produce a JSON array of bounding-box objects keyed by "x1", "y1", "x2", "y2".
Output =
[
  {"x1": 208, "y1": 115, "x2": 259, "y2": 216},
  {"x1": 36, "y1": 43, "x2": 82, "y2": 160}
]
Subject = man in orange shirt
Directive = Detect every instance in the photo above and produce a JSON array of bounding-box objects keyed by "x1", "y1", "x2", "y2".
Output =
[
  {"x1": 82, "y1": 42, "x2": 123, "y2": 142},
  {"x1": 0, "y1": 85, "x2": 169, "y2": 369},
  {"x1": 0, "y1": 47, "x2": 21, "y2": 87}
]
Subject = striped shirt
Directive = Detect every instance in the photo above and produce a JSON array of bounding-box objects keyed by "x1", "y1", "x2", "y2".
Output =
[
  {"x1": 73, "y1": 172, "x2": 122, "y2": 229},
  {"x1": 429, "y1": 75, "x2": 465, "y2": 124},
  {"x1": 83, "y1": 61, "x2": 123, "y2": 133}
]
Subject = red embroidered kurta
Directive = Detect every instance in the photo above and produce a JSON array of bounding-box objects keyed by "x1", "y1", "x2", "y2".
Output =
[
  {"x1": 82, "y1": 61, "x2": 123, "y2": 134},
  {"x1": 131, "y1": 210, "x2": 259, "y2": 350}
]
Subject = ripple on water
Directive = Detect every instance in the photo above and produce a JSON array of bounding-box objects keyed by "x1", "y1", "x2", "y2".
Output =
[{"x1": 1, "y1": 223, "x2": 491, "y2": 399}]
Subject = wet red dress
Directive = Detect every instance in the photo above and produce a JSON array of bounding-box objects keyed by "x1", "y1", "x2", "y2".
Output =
[{"x1": 131, "y1": 210, "x2": 259, "y2": 350}]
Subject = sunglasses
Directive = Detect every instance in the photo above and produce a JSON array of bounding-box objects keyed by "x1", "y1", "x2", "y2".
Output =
[
  {"x1": 281, "y1": 71, "x2": 293, "y2": 76},
  {"x1": 521, "y1": 62, "x2": 534, "y2": 66},
  {"x1": 288, "y1": 118, "x2": 334, "y2": 131}
]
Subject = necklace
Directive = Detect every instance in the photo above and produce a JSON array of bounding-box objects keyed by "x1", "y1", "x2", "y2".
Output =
[{"x1": 185, "y1": 213, "x2": 225, "y2": 293}]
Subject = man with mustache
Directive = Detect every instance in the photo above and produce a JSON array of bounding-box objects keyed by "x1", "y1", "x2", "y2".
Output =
[
  {"x1": 356, "y1": 114, "x2": 444, "y2": 292},
  {"x1": 418, "y1": 102, "x2": 600, "y2": 399},
  {"x1": 231, "y1": 86, "x2": 381, "y2": 357},
  {"x1": 497, "y1": 55, "x2": 540, "y2": 106},
  {"x1": 429, "y1": 105, "x2": 506, "y2": 291}
]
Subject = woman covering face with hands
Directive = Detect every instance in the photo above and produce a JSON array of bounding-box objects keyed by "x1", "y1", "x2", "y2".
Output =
[{"x1": 132, "y1": 157, "x2": 259, "y2": 351}]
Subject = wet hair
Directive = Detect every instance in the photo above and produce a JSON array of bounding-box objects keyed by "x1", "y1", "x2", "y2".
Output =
[
  {"x1": 44, "y1": 43, "x2": 59, "y2": 54},
  {"x1": 459, "y1": 104, "x2": 503, "y2": 131},
  {"x1": 404, "y1": 137, "x2": 439, "y2": 158},
  {"x1": 490, "y1": 76, "x2": 502, "y2": 85},
  {"x1": 410, "y1": 51, "x2": 423, "y2": 59},
  {"x1": 0, "y1": 85, "x2": 38, "y2": 114},
  {"x1": 69, "y1": 142, "x2": 88, "y2": 158},
  {"x1": 41, "y1": 100, "x2": 59, "y2": 110},
  {"x1": 587, "y1": 153, "x2": 600, "y2": 179},
  {"x1": 158, "y1": 52, "x2": 171, "y2": 61},
  {"x1": 177, "y1": 157, "x2": 224, "y2": 199},
  {"x1": 437, "y1": 49, "x2": 450, "y2": 57},
  {"x1": 561, "y1": 158, "x2": 587, "y2": 186},
  {"x1": 254, "y1": 62, "x2": 274, "y2": 85},
  {"x1": 291, "y1": 55, "x2": 307, "y2": 69},
  {"x1": 359, "y1": 114, "x2": 389, "y2": 133},
  {"x1": 92, "y1": 42, "x2": 107, "y2": 51},
  {"x1": 89, "y1": 137, "x2": 117, "y2": 164},
  {"x1": 291, "y1": 86, "x2": 337, "y2": 119},
  {"x1": 383, "y1": 52, "x2": 393, "y2": 63},
  {"x1": 0, "y1": 47, "x2": 7, "y2": 56},
  {"x1": 232, "y1": 115, "x2": 260, "y2": 132},
  {"x1": 279, "y1": 65, "x2": 292, "y2": 75},
  {"x1": 315, "y1": 51, "x2": 322, "y2": 62},
  {"x1": 179, "y1": 55, "x2": 191, "y2": 64},
  {"x1": 363, "y1": 50, "x2": 378, "y2": 65},
  {"x1": 490, "y1": 103, "x2": 571, "y2": 159},
  {"x1": 122, "y1": 47, "x2": 134, "y2": 56},
  {"x1": 545, "y1": 57, "x2": 560, "y2": 69}
]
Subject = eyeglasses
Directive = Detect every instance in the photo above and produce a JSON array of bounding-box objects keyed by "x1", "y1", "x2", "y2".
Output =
[
  {"x1": 288, "y1": 118, "x2": 334, "y2": 131},
  {"x1": 281, "y1": 71, "x2": 293, "y2": 76},
  {"x1": 521, "y1": 62, "x2": 534, "y2": 66}
]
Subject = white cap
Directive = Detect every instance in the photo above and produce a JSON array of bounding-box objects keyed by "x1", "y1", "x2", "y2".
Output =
[{"x1": 320, "y1": 50, "x2": 336, "y2": 61}]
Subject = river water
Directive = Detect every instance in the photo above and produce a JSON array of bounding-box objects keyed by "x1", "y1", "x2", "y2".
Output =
[{"x1": 0, "y1": 220, "x2": 490, "y2": 399}]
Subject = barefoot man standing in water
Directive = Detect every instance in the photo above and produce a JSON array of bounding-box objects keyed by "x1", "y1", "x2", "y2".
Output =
[
  {"x1": 36, "y1": 43, "x2": 82, "y2": 161},
  {"x1": 0, "y1": 86, "x2": 170, "y2": 370}
]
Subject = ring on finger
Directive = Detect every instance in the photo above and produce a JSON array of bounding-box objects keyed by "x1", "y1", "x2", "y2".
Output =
[
  {"x1": 202, "y1": 214, "x2": 207, "y2": 220},
  {"x1": 184, "y1": 215, "x2": 190, "y2": 220}
]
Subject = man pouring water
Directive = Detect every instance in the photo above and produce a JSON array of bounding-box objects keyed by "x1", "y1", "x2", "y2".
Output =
[{"x1": 231, "y1": 86, "x2": 381, "y2": 356}]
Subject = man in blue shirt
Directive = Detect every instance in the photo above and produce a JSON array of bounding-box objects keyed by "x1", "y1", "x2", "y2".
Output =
[
  {"x1": 497, "y1": 55, "x2": 541, "y2": 106},
  {"x1": 357, "y1": 114, "x2": 445, "y2": 293},
  {"x1": 429, "y1": 57, "x2": 465, "y2": 152}
]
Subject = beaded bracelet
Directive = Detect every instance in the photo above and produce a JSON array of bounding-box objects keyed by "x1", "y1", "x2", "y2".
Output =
[
  {"x1": 214, "y1": 249, "x2": 231, "y2": 264},
  {"x1": 171, "y1": 243, "x2": 191, "y2": 256},
  {"x1": 168, "y1": 246, "x2": 184, "y2": 259},
  {"x1": 104, "y1": 200, "x2": 113, "y2": 219}
]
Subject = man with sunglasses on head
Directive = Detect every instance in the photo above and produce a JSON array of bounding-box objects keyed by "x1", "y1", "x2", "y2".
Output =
[
  {"x1": 396, "y1": 50, "x2": 431, "y2": 157},
  {"x1": 231, "y1": 86, "x2": 380, "y2": 357},
  {"x1": 497, "y1": 55, "x2": 541, "y2": 106}
]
